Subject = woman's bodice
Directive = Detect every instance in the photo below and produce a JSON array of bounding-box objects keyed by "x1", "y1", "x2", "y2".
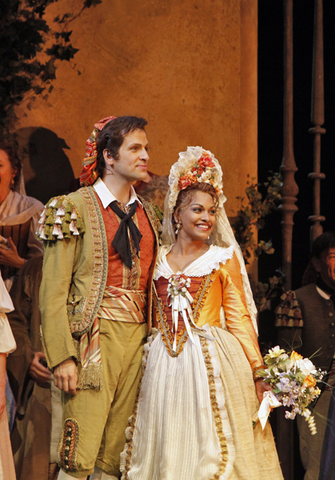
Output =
[
  {"x1": 154, "y1": 275, "x2": 204, "y2": 335},
  {"x1": 152, "y1": 245, "x2": 264, "y2": 370}
]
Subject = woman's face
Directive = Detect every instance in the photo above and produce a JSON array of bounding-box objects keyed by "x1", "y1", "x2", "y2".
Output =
[
  {"x1": 175, "y1": 191, "x2": 216, "y2": 243},
  {"x1": 0, "y1": 150, "x2": 16, "y2": 194}
]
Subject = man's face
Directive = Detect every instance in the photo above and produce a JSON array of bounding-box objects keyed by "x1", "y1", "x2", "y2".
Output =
[
  {"x1": 105, "y1": 129, "x2": 149, "y2": 184},
  {"x1": 313, "y1": 247, "x2": 335, "y2": 289}
]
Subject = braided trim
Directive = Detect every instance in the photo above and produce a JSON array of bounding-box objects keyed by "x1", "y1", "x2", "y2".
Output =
[
  {"x1": 200, "y1": 337, "x2": 234, "y2": 479},
  {"x1": 153, "y1": 285, "x2": 189, "y2": 357},
  {"x1": 69, "y1": 187, "x2": 108, "y2": 336},
  {"x1": 193, "y1": 270, "x2": 219, "y2": 323},
  {"x1": 59, "y1": 418, "x2": 79, "y2": 473},
  {"x1": 120, "y1": 329, "x2": 158, "y2": 478}
]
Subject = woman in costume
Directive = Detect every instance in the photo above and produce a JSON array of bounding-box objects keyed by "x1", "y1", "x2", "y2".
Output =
[
  {"x1": 121, "y1": 147, "x2": 283, "y2": 480},
  {"x1": 0, "y1": 271, "x2": 17, "y2": 479},
  {"x1": 0, "y1": 143, "x2": 43, "y2": 290}
]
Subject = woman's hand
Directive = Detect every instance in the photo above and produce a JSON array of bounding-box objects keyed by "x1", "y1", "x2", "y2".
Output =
[
  {"x1": 0, "y1": 237, "x2": 25, "y2": 269},
  {"x1": 255, "y1": 378, "x2": 272, "y2": 404}
]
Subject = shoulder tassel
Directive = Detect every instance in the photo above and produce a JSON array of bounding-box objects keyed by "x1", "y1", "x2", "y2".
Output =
[{"x1": 37, "y1": 196, "x2": 85, "y2": 241}]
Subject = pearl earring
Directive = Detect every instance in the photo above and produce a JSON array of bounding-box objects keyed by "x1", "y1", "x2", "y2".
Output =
[{"x1": 175, "y1": 222, "x2": 181, "y2": 235}]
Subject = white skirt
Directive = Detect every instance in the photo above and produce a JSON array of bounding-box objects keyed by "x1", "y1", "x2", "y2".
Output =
[{"x1": 121, "y1": 326, "x2": 283, "y2": 480}]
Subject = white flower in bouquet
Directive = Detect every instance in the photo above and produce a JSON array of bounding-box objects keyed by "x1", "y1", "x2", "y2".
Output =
[
  {"x1": 255, "y1": 346, "x2": 327, "y2": 434},
  {"x1": 295, "y1": 358, "x2": 317, "y2": 376}
]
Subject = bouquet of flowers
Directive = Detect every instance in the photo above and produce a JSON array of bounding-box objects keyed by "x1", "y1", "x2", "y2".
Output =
[{"x1": 255, "y1": 346, "x2": 327, "y2": 434}]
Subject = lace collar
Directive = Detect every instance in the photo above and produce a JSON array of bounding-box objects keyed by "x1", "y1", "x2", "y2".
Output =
[{"x1": 154, "y1": 244, "x2": 234, "y2": 280}]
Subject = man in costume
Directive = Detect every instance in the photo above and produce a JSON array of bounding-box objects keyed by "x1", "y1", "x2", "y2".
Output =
[
  {"x1": 39, "y1": 116, "x2": 161, "y2": 480},
  {"x1": 275, "y1": 231, "x2": 335, "y2": 480},
  {"x1": 7, "y1": 255, "x2": 62, "y2": 480}
]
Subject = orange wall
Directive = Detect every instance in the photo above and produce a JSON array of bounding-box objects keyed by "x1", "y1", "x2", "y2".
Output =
[{"x1": 16, "y1": 0, "x2": 257, "y2": 218}]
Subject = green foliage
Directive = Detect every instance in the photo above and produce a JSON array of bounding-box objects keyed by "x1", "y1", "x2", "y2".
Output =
[
  {"x1": 0, "y1": 0, "x2": 102, "y2": 138},
  {"x1": 231, "y1": 172, "x2": 282, "y2": 264},
  {"x1": 254, "y1": 273, "x2": 285, "y2": 313}
]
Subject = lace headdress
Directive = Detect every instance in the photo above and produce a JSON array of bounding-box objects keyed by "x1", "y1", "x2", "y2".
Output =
[{"x1": 162, "y1": 146, "x2": 258, "y2": 332}]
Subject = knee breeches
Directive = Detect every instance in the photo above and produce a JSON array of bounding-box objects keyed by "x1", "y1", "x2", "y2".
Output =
[{"x1": 58, "y1": 320, "x2": 147, "y2": 478}]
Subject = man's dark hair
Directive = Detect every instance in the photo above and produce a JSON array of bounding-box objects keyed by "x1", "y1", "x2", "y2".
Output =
[
  {"x1": 311, "y1": 231, "x2": 335, "y2": 259},
  {"x1": 0, "y1": 141, "x2": 22, "y2": 190},
  {"x1": 96, "y1": 116, "x2": 147, "y2": 178}
]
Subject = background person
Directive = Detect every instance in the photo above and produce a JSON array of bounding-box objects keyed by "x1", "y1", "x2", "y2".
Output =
[
  {"x1": 0, "y1": 271, "x2": 16, "y2": 479},
  {"x1": 276, "y1": 231, "x2": 335, "y2": 480},
  {"x1": 0, "y1": 142, "x2": 43, "y2": 291}
]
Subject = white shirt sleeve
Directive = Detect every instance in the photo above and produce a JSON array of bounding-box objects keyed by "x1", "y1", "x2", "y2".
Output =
[{"x1": 0, "y1": 313, "x2": 16, "y2": 354}]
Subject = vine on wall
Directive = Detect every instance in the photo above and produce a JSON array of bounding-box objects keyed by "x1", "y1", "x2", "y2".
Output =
[
  {"x1": 0, "y1": 0, "x2": 102, "y2": 139},
  {"x1": 231, "y1": 172, "x2": 284, "y2": 315},
  {"x1": 231, "y1": 172, "x2": 282, "y2": 264}
]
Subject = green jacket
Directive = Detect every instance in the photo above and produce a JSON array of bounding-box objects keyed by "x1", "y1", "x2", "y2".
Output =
[{"x1": 39, "y1": 186, "x2": 160, "y2": 369}]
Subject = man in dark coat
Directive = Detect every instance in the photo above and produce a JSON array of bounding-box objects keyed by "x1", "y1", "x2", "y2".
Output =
[{"x1": 276, "y1": 232, "x2": 335, "y2": 480}]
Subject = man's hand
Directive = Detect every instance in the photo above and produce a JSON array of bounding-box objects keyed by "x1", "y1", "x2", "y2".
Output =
[
  {"x1": 54, "y1": 358, "x2": 78, "y2": 395},
  {"x1": 0, "y1": 237, "x2": 25, "y2": 269},
  {"x1": 29, "y1": 352, "x2": 51, "y2": 384},
  {"x1": 255, "y1": 378, "x2": 272, "y2": 404}
]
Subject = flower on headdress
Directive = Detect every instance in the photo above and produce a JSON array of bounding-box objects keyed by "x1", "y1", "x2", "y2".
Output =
[
  {"x1": 167, "y1": 146, "x2": 226, "y2": 214},
  {"x1": 199, "y1": 169, "x2": 213, "y2": 183},
  {"x1": 179, "y1": 175, "x2": 193, "y2": 190},
  {"x1": 198, "y1": 156, "x2": 215, "y2": 168},
  {"x1": 177, "y1": 155, "x2": 220, "y2": 194}
]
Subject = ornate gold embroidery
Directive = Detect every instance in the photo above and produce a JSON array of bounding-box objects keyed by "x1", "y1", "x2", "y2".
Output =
[
  {"x1": 200, "y1": 337, "x2": 229, "y2": 478},
  {"x1": 140, "y1": 198, "x2": 160, "y2": 332},
  {"x1": 59, "y1": 418, "x2": 79, "y2": 472},
  {"x1": 69, "y1": 187, "x2": 108, "y2": 337},
  {"x1": 193, "y1": 270, "x2": 218, "y2": 323},
  {"x1": 140, "y1": 198, "x2": 162, "y2": 245}
]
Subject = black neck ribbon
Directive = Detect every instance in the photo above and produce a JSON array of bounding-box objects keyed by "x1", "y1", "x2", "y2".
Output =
[{"x1": 109, "y1": 200, "x2": 142, "y2": 269}]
